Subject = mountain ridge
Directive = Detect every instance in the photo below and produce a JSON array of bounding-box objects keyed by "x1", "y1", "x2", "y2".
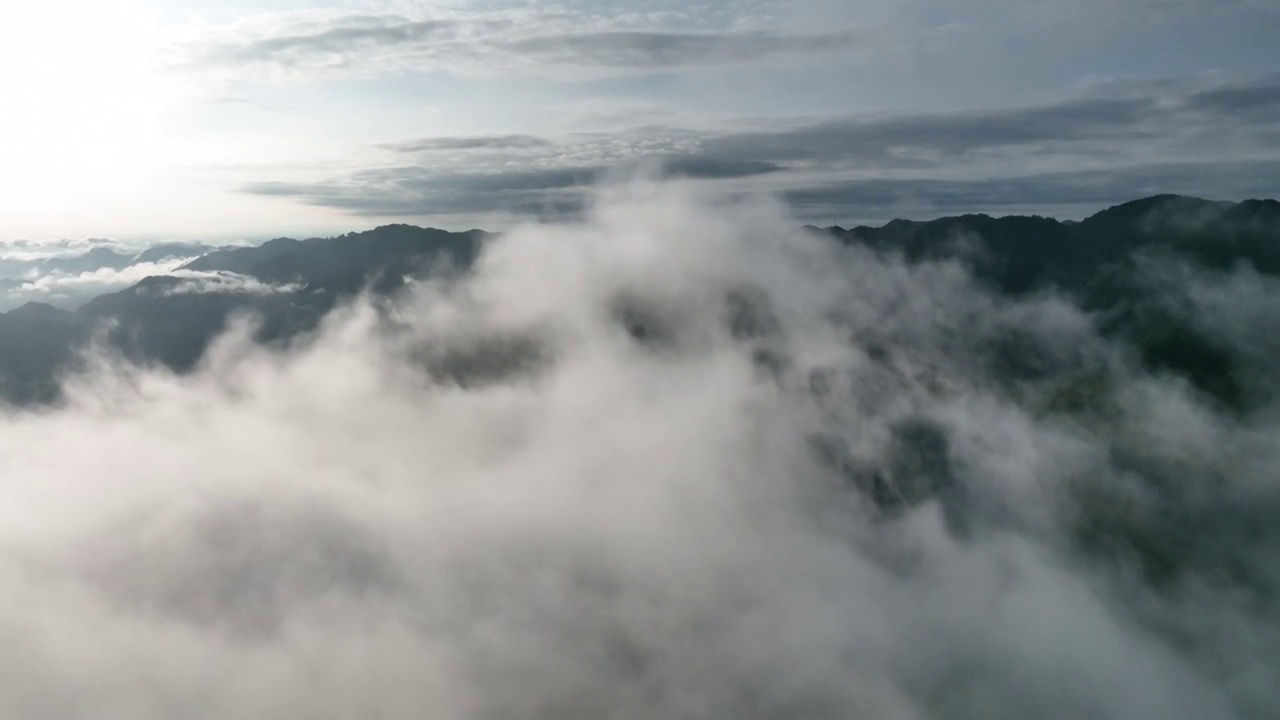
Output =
[{"x1": 0, "y1": 194, "x2": 1275, "y2": 408}]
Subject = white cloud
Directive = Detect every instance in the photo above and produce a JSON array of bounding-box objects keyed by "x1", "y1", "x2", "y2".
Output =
[
  {"x1": 0, "y1": 181, "x2": 1272, "y2": 718},
  {"x1": 0, "y1": 238, "x2": 129, "y2": 263},
  {"x1": 163, "y1": 270, "x2": 304, "y2": 296},
  {"x1": 17, "y1": 259, "x2": 194, "y2": 294},
  {"x1": 1, "y1": 258, "x2": 201, "y2": 311}
]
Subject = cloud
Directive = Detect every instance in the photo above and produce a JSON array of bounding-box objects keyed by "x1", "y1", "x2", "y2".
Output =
[
  {"x1": 235, "y1": 75, "x2": 1280, "y2": 222},
  {"x1": 1182, "y1": 81, "x2": 1280, "y2": 122},
  {"x1": 167, "y1": 0, "x2": 1280, "y2": 94},
  {"x1": 242, "y1": 166, "x2": 599, "y2": 217},
  {"x1": 16, "y1": 259, "x2": 193, "y2": 293},
  {"x1": 695, "y1": 75, "x2": 1280, "y2": 172},
  {"x1": 161, "y1": 270, "x2": 304, "y2": 296},
  {"x1": 781, "y1": 160, "x2": 1280, "y2": 220},
  {"x1": 242, "y1": 153, "x2": 1279, "y2": 224},
  {"x1": 0, "y1": 180, "x2": 1275, "y2": 717},
  {"x1": 179, "y1": 11, "x2": 855, "y2": 80},
  {"x1": 0, "y1": 238, "x2": 126, "y2": 264},
  {"x1": 242, "y1": 157, "x2": 783, "y2": 217},
  {"x1": 380, "y1": 135, "x2": 555, "y2": 153},
  {"x1": 703, "y1": 97, "x2": 1162, "y2": 165},
  {"x1": 500, "y1": 29, "x2": 854, "y2": 67},
  {"x1": 0, "y1": 257, "x2": 200, "y2": 311},
  {"x1": 1132, "y1": 254, "x2": 1280, "y2": 403},
  {"x1": 206, "y1": 17, "x2": 470, "y2": 66}
]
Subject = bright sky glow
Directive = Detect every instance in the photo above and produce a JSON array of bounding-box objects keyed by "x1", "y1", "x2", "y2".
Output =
[
  {"x1": 0, "y1": 2, "x2": 166, "y2": 216},
  {"x1": 0, "y1": 0, "x2": 1276, "y2": 241}
]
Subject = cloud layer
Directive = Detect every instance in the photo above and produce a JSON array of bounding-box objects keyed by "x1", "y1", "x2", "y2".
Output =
[
  {"x1": 179, "y1": 10, "x2": 855, "y2": 80},
  {"x1": 239, "y1": 75, "x2": 1280, "y2": 222},
  {"x1": 0, "y1": 181, "x2": 1275, "y2": 718},
  {"x1": 10, "y1": 0, "x2": 1278, "y2": 239},
  {"x1": 0, "y1": 257, "x2": 200, "y2": 312}
]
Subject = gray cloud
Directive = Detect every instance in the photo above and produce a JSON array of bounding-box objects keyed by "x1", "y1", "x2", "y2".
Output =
[
  {"x1": 380, "y1": 135, "x2": 554, "y2": 153},
  {"x1": 1183, "y1": 82, "x2": 1280, "y2": 122},
  {"x1": 244, "y1": 166, "x2": 600, "y2": 217},
  {"x1": 187, "y1": 13, "x2": 854, "y2": 75},
  {"x1": 207, "y1": 17, "x2": 468, "y2": 66},
  {"x1": 704, "y1": 97, "x2": 1162, "y2": 166},
  {"x1": 242, "y1": 155, "x2": 1280, "y2": 220},
  {"x1": 243, "y1": 156, "x2": 783, "y2": 217},
  {"x1": 234, "y1": 74, "x2": 1279, "y2": 221},
  {"x1": 502, "y1": 30, "x2": 853, "y2": 67},
  {"x1": 695, "y1": 76, "x2": 1280, "y2": 172},
  {"x1": 782, "y1": 160, "x2": 1280, "y2": 221}
]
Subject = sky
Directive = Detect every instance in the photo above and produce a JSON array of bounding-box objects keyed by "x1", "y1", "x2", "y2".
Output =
[{"x1": 1, "y1": 0, "x2": 1278, "y2": 241}]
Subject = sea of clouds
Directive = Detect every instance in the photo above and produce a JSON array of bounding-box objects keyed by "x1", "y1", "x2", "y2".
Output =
[{"x1": 0, "y1": 181, "x2": 1275, "y2": 719}]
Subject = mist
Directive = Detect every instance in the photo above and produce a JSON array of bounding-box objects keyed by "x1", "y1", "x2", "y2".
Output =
[
  {"x1": 0, "y1": 181, "x2": 1275, "y2": 719},
  {"x1": 0, "y1": 255, "x2": 206, "y2": 312}
]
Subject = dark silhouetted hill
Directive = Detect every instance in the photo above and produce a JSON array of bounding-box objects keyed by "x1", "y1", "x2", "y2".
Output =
[
  {"x1": 820, "y1": 194, "x2": 1280, "y2": 407},
  {"x1": 1, "y1": 198, "x2": 1275, "y2": 407}
]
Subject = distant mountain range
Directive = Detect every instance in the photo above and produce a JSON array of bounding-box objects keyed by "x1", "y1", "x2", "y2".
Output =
[
  {"x1": 0, "y1": 225, "x2": 487, "y2": 404},
  {"x1": 1, "y1": 195, "x2": 1276, "y2": 407},
  {"x1": 817, "y1": 194, "x2": 1280, "y2": 292},
  {"x1": 0, "y1": 242, "x2": 218, "y2": 280},
  {"x1": 0, "y1": 242, "x2": 220, "y2": 313}
]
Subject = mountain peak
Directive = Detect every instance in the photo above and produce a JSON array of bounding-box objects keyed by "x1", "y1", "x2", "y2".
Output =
[
  {"x1": 80, "y1": 246, "x2": 130, "y2": 259},
  {"x1": 5, "y1": 301, "x2": 67, "y2": 317},
  {"x1": 1086, "y1": 194, "x2": 1227, "y2": 223}
]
